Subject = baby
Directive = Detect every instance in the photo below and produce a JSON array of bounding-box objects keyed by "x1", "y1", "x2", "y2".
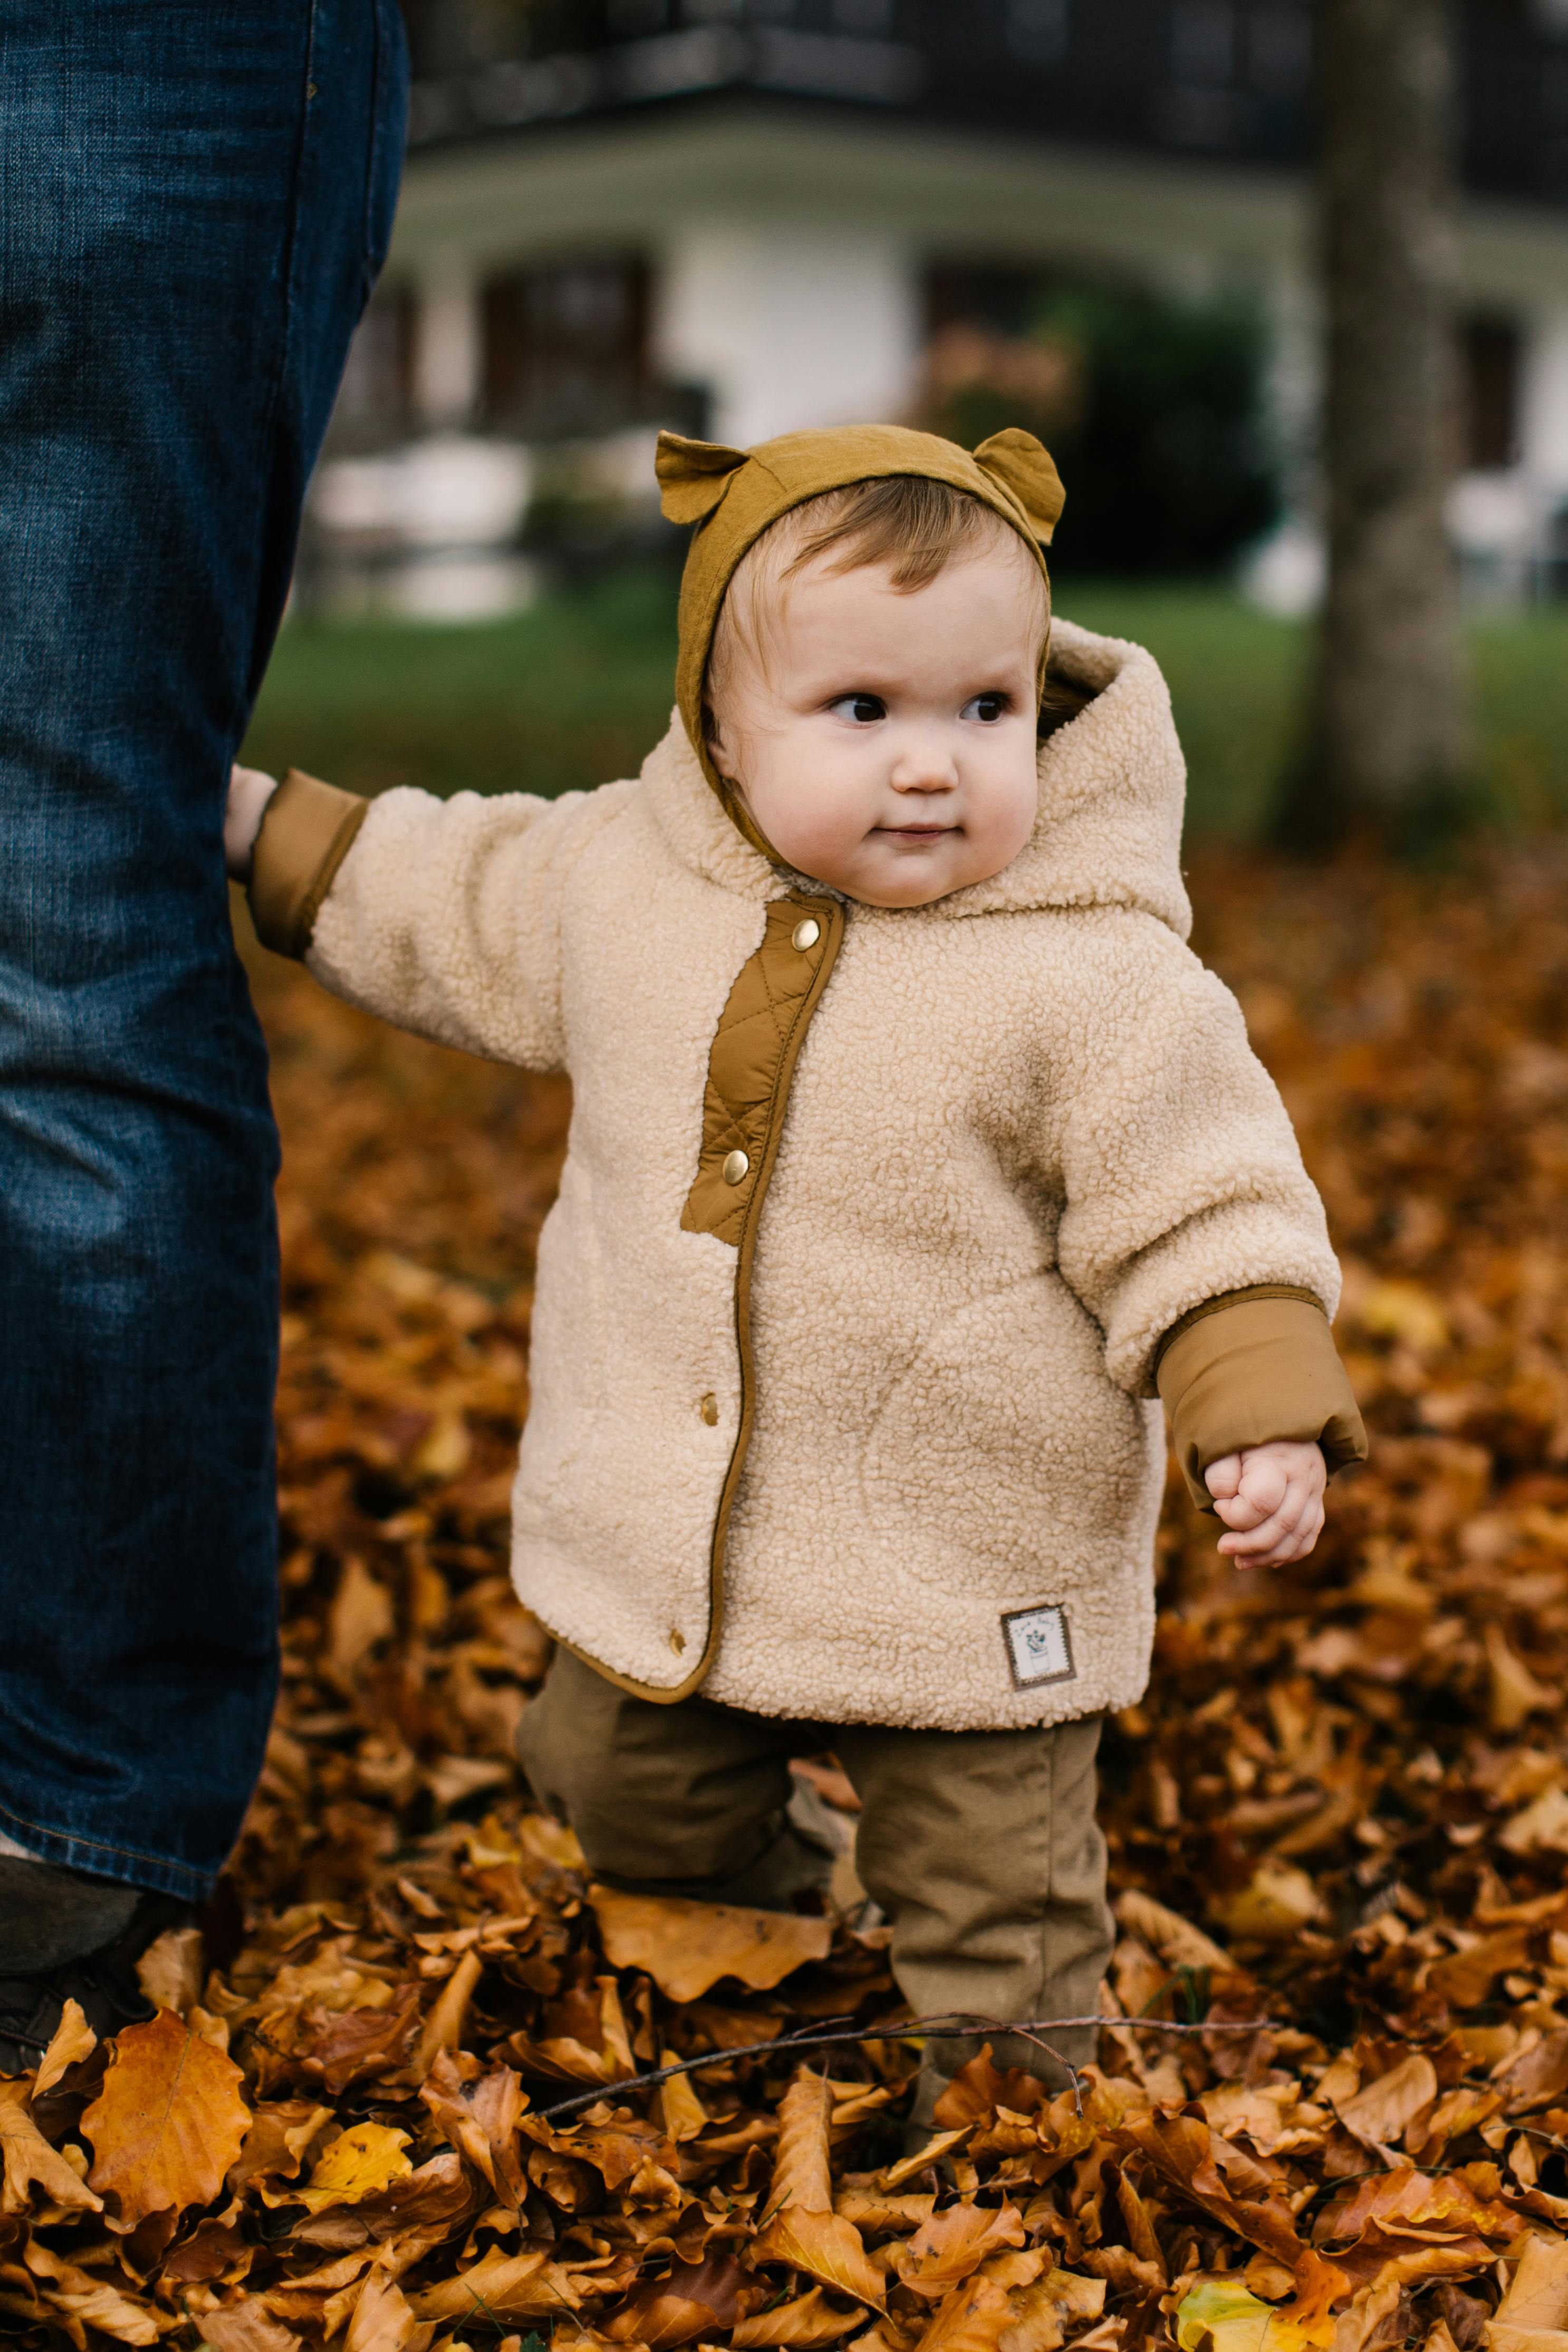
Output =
[{"x1": 228, "y1": 424, "x2": 1364, "y2": 2130}]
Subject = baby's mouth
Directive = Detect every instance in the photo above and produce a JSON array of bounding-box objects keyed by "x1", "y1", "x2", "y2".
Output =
[{"x1": 878, "y1": 822, "x2": 956, "y2": 838}]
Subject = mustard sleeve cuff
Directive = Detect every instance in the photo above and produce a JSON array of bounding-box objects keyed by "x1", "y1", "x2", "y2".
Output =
[
  {"x1": 1155, "y1": 1289, "x2": 1368, "y2": 1513},
  {"x1": 247, "y1": 767, "x2": 369, "y2": 958}
]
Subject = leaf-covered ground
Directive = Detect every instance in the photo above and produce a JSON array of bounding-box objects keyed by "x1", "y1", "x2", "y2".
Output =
[{"x1": 8, "y1": 846, "x2": 1568, "y2": 2352}]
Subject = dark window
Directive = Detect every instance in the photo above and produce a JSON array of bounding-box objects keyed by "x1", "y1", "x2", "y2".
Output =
[
  {"x1": 333, "y1": 287, "x2": 416, "y2": 437},
  {"x1": 1464, "y1": 315, "x2": 1523, "y2": 469},
  {"x1": 482, "y1": 257, "x2": 651, "y2": 435}
]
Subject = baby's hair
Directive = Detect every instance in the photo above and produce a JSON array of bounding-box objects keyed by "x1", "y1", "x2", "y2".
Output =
[{"x1": 704, "y1": 476, "x2": 1050, "y2": 746}]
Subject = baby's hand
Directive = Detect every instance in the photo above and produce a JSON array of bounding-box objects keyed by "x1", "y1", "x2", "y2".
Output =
[
  {"x1": 225, "y1": 763, "x2": 280, "y2": 882},
  {"x1": 1204, "y1": 1440, "x2": 1325, "y2": 1568}
]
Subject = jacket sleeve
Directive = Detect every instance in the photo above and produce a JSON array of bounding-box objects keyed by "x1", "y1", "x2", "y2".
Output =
[
  {"x1": 247, "y1": 765, "x2": 621, "y2": 1072},
  {"x1": 1050, "y1": 914, "x2": 1366, "y2": 1501}
]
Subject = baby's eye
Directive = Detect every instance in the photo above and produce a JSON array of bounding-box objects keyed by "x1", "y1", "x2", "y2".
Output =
[
  {"x1": 962, "y1": 693, "x2": 1010, "y2": 723},
  {"x1": 829, "y1": 694, "x2": 886, "y2": 724}
]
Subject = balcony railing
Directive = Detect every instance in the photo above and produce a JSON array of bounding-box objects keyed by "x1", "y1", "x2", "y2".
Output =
[{"x1": 399, "y1": 0, "x2": 1568, "y2": 209}]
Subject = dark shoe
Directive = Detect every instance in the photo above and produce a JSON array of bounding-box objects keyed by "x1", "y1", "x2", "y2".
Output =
[{"x1": 0, "y1": 1857, "x2": 191, "y2": 2073}]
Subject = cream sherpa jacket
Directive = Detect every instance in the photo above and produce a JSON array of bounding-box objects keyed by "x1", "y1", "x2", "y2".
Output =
[{"x1": 253, "y1": 620, "x2": 1358, "y2": 1732}]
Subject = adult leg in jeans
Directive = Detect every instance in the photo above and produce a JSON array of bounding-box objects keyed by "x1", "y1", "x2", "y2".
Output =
[{"x1": 0, "y1": 0, "x2": 406, "y2": 2049}]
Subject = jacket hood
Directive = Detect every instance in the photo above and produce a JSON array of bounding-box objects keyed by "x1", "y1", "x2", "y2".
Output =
[{"x1": 640, "y1": 616, "x2": 1190, "y2": 942}]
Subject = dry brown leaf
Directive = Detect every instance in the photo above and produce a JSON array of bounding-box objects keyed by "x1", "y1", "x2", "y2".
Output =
[
  {"x1": 604, "y1": 2253, "x2": 765, "y2": 2348},
  {"x1": 408, "y1": 2247, "x2": 581, "y2": 2324},
  {"x1": 1113, "y1": 1890, "x2": 1231, "y2": 1973},
  {"x1": 0, "y1": 2081, "x2": 104, "y2": 2216},
  {"x1": 590, "y1": 1886, "x2": 832, "y2": 2002},
  {"x1": 767, "y1": 2069, "x2": 835, "y2": 2216},
  {"x1": 82, "y1": 2009, "x2": 251, "y2": 2226},
  {"x1": 411, "y1": 1947, "x2": 483, "y2": 2077},
  {"x1": 34, "y1": 1997, "x2": 98, "y2": 2098},
  {"x1": 343, "y1": 2271, "x2": 429, "y2": 2352},
  {"x1": 1495, "y1": 2236, "x2": 1568, "y2": 2331},
  {"x1": 137, "y1": 1927, "x2": 206, "y2": 2018},
  {"x1": 1334, "y1": 2054, "x2": 1439, "y2": 2152},
  {"x1": 913, "y1": 2277, "x2": 1015, "y2": 2352},
  {"x1": 755, "y1": 2208, "x2": 888, "y2": 2312},
  {"x1": 734, "y1": 2288, "x2": 866, "y2": 2347},
  {"x1": 192, "y1": 2302, "x2": 303, "y2": 2352},
  {"x1": 893, "y1": 2204, "x2": 1027, "y2": 2299}
]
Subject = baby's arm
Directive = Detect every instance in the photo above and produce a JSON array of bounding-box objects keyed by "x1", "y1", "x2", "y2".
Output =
[
  {"x1": 1050, "y1": 919, "x2": 1365, "y2": 1563},
  {"x1": 225, "y1": 758, "x2": 621, "y2": 1071}
]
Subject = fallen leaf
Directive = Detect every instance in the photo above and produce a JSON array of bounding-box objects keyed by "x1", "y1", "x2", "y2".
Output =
[
  {"x1": 733, "y1": 2285, "x2": 865, "y2": 2346},
  {"x1": 296, "y1": 2122, "x2": 413, "y2": 2212},
  {"x1": 34, "y1": 1998, "x2": 98, "y2": 2098},
  {"x1": 1211, "y1": 1864, "x2": 1323, "y2": 1944},
  {"x1": 1495, "y1": 2235, "x2": 1568, "y2": 2331},
  {"x1": 0, "y1": 2081, "x2": 104, "y2": 2216},
  {"x1": 343, "y1": 2271, "x2": 428, "y2": 2352},
  {"x1": 590, "y1": 1886, "x2": 832, "y2": 2002},
  {"x1": 137, "y1": 1927, "x2": 206, "y2": 2018},
  {"x1": 893, "y1": 2204, "x2": 1027, "y2": 2298},
  {"x1": 82, "y1": 2010, "x2": 251, "y2": 2226},
  {"x1": 1175, "y1": 2280, "x2": 1310, "y2": 2352},
  {"x1": 604, "y1": 2253, "x2": 765, "y2": 2347},
  {"x1": 1335, "y1": 2055, "x2": 1439, "y2": 2152},
  {"x1": 1114, "y1": 1890, "x2": 1232, "y2": 1973},
  {"x1": 194, "y1": 2302, "x2": 303, "y2": 2352},
  {"x1": 407, "y1": 2246, "x2": 583, "y2": 2322}
]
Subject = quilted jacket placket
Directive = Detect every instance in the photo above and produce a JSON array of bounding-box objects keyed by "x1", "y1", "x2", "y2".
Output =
[{"x1": 582, "y1": 888, "x2": 846, "y2": 1703}]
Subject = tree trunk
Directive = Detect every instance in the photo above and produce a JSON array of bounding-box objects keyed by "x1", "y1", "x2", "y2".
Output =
[{"x1": 1282, "y1": 0, "x2": 1467, "y2": 843}]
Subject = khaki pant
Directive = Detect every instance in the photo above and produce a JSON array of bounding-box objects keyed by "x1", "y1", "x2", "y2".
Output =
[{"x1": 516, "y1": 1648, "x2": 1111, "y2": 2128}]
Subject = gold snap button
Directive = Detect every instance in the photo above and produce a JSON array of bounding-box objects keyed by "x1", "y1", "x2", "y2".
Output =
[
  {"x1": 791, "y1": 917, "x2": 821, "y2": 952},
  {"x1": 699, "y1": 1393, "x2": 719, "y2": 1425},
  {"x1": 722, "y1": 1148, "x2": 749, "y2": 1185},
  {"x1": 668, "y1": 1628, "x2": 686, "y2": 1655}
]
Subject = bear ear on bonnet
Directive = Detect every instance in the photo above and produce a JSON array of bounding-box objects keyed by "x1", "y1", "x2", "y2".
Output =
[
  {"x1": 656, "y1": 431, "x2": 749, "y2": 524},
  {"x1": 972, "y1": 428, "x2": 1066, "y2": 546},
  {"x1": 658, "y1": 422, "x2": 1066, "y2": 544}
]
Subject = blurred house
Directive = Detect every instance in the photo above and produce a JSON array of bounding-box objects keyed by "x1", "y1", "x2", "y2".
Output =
[{"x1": 311, "y1": 0, "x2": 1568, "y2": 613}]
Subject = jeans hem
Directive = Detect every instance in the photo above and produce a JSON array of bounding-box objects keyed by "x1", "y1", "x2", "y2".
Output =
[{"x1": 0, "y1": 1801, "x2": 216, "y2": 1904}]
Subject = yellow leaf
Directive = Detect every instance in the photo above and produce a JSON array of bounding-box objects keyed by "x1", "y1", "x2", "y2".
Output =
[
  {"x1": 81, "y1": 2012, "x2": 252, "y2": 2227},
  {"x1": 1175, "y1": 2280, "x2": 1310, "y2": 2352},
  {"x1": 1210, "y1": 1863, "x2": 1322, "y2": 1945},
  {"x1": 590, "y1": 1886, "x2": 831, "y2": 2003},
  {"x1": 1358, "y1": 1281, "x2": 1448, "y2": 1353},
  {"x1": 296, "y1": 2123, "x2": 413, "y2": 2212}
]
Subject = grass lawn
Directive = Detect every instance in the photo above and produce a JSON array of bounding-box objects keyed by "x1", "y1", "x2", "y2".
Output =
[{"x1": 243, "y1": 564, "x2": 1568, "y2": 837}]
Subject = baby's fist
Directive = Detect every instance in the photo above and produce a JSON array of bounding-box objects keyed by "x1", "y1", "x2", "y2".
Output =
[
  {"x1": 1204, "y1": 1440, "x2": 1325, "y2": 1568},
  {"x1": 225, "y1": 763, "x2": 280, "y2": 883}
]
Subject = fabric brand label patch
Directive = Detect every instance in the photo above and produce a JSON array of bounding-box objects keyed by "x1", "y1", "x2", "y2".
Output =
[{"x1": 1001, "y1": 1603, "x2": 1075, "y2": 1690}]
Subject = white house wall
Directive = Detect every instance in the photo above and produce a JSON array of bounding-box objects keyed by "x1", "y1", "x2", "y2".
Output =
[
  {"x1": 653, "y1": 222, "x2": 919, "y2": 444},
  {"x1": 379, "y1": 105, "x2": 1568, "y2": 562}
]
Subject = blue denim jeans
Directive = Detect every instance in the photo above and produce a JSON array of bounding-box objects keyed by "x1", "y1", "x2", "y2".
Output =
[{"x1": 0, "y1": 2, "x2": 406, "y2": 1902}]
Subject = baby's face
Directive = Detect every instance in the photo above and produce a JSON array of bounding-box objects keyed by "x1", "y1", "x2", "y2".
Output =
[{"x1": 708, "y1": 542, "x2": 1044, "y2": 908}]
